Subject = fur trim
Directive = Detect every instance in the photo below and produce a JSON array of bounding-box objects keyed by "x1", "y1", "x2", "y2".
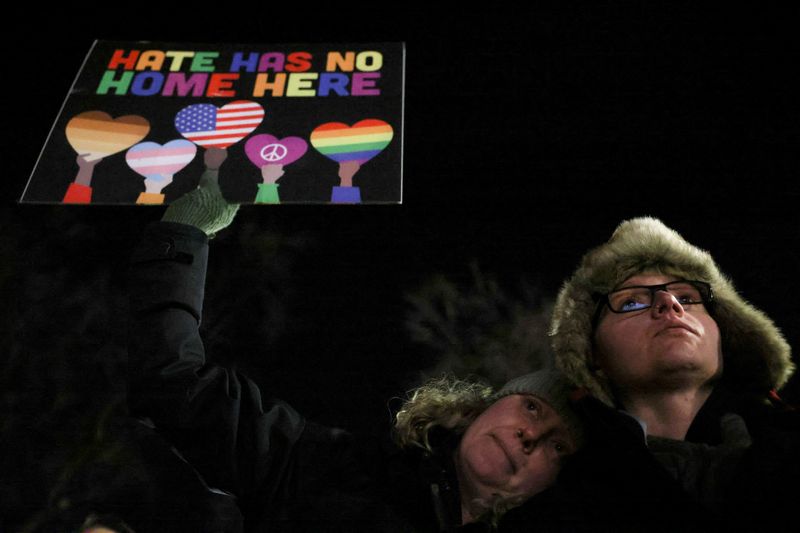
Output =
[{"x1": 549, "y1": 217, "x2": 794, "y2": 406}]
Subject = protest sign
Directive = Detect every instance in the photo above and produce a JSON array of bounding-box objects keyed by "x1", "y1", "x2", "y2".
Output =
[{"x1": 22, "y1": 40, "x2": 404, "y2": 205}]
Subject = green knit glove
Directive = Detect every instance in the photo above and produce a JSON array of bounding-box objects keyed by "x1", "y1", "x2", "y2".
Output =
[{"x1": 162, "y1": 148, "x2": 239, "y2": 237}]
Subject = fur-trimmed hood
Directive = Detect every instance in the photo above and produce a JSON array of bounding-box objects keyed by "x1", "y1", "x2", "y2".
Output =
[{"x1": 549, "y1": 217, "x2": 794, "y2": 406}]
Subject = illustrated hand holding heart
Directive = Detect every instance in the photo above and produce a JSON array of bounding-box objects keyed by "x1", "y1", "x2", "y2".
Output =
[
  {"x1": 244, "y1": 134, "x2": 308, "y2": 204},
  {"x1": 171, "y1": 100, "x2": 264, "y2": 200},
  {"x1": 126, "y1": 140, "x2": 197, "y2": 204},
  {"x1": 245, "y1": 134, "x2": 308, "y2": 183},
  {"x1": 63, "y1": 111, "x2": 150, "y2": 204},
  {"x1": 309, "y1": 119, "x2": 393, "y2": 203}
]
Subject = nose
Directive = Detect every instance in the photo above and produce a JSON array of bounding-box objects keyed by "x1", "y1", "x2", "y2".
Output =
[
  {"x1": 650, "y1": 289, "x2": 685, "y2": 318},
  {"x1": 516, "y1": 426, "x2": 542, "y2": 454}
]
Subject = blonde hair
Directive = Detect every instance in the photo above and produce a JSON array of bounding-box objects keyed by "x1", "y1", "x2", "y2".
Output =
[
  {"x1": 393, "y1": 375, "x2": 552, "y2": 528},
  {"x1": 394, "y1": 375, "x2": 493, "y2": 453}
]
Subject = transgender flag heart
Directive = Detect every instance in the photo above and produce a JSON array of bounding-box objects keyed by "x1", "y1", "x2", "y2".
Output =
[
  {"x1": 126, "y1": 140, "x2": 197, "y2": 181},
  {"x1": 174, "y1": 100, "x2": 264, "y2": 148}
]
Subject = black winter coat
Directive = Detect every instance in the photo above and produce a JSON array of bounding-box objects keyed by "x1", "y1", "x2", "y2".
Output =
[
  {"x1": 127, "y1": 222, "x2": 486, "y2": 532},
  {"x1": 503, "y1": 386, "x2": 800, "y2": 532}
]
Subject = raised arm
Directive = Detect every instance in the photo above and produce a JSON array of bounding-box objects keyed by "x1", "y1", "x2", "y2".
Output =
[{"x1": 126, "y1": 157, "x2": 305, "y2": 503}]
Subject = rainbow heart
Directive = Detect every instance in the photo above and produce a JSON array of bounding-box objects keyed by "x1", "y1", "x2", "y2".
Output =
[
  {"x1": 126, "y1": 140, "x2": 197, "y2": 182},
  {"x1": 245, "y1": 134, "x2": 308, "y2": 167},
  {"x1": 309, "y1": 119, "x2": 393, "y2": 164},
  {"x1": 66, "y1": 111, "x2": 150, "y2": 162},
  {"x1": 175, "y1": 100, "x2": 264, "y2": 149}
]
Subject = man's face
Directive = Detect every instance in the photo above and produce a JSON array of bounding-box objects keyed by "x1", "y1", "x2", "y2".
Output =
[
  {"x1": 455, "y1": 394, "x2": 576, "y2": 507},
  {"x1": 593, "y1": 272, "x2": 722, "y2": 395}
]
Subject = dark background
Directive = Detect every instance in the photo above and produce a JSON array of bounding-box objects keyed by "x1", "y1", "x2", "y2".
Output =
[{"x1": 3, "y1": 5, "x2": 800, "y2": 530}]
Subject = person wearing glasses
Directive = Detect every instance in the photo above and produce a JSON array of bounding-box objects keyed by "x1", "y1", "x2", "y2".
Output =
[{"x1": 504, "y1": 217, "x2": 799, "y2": 532}]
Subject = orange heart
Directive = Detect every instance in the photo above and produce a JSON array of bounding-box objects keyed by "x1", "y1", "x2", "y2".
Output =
[{"x1": 66, "y1": 111, "x2": 150, "y2": 161}]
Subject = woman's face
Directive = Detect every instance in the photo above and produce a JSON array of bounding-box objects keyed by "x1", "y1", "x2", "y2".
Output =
[{"x1": 454, "y1": 394, "x2": 577, "y2": 509}]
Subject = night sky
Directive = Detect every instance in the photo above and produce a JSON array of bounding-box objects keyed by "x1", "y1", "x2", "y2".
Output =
[{"x1": 4, "y1": 6, "x2": 800, "y2": 527}]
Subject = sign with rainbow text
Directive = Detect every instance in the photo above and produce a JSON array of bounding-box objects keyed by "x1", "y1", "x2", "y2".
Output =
[{"x1": 21, "y1": 40, "x2": 404, "y2": 205}]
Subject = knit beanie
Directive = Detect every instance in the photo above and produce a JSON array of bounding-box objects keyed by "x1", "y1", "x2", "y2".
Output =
[
  {"x1": 549, "y1": 217, "x2": 793, "y2": 406},
  {"x1": 494, "y1": 369, "x2": 584, "y2": 446}
]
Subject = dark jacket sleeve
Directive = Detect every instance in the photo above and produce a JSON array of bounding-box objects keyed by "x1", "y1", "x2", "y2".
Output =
[
  {"x1": 126, "y1": 221, "x2": 306, "y2": 505},
  {"x1": 723, "y1": 404, "x2": 800, "y2": 531}
]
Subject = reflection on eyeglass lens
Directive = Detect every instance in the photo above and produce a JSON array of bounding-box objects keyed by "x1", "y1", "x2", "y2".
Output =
[{"x1": 608, "y1": 282, "x2": 704, "y2": 312}]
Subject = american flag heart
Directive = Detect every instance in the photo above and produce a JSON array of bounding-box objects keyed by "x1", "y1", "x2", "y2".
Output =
[{"x1": 174, "y1": 100, "x2": 264, "y2": 149}]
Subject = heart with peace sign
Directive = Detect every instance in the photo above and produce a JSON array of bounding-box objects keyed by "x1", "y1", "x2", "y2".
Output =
[{"x1": 245, "y1": 134, "x2": 308, "y2": 167}]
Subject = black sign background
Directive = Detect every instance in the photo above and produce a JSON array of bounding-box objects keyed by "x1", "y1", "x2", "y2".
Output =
[{"x1": 22, "y1": 40, "x2": 404, "y2": 204}]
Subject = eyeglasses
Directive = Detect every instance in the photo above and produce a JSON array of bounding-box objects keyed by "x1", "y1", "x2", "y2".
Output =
[{"x1": 595, "y1": 280, "x2": 714, "y2": 315}]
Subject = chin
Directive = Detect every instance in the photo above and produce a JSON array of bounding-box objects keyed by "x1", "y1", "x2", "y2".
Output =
[{"x1": 651, "y1": 361, "x2": 720, "y2": 388}]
